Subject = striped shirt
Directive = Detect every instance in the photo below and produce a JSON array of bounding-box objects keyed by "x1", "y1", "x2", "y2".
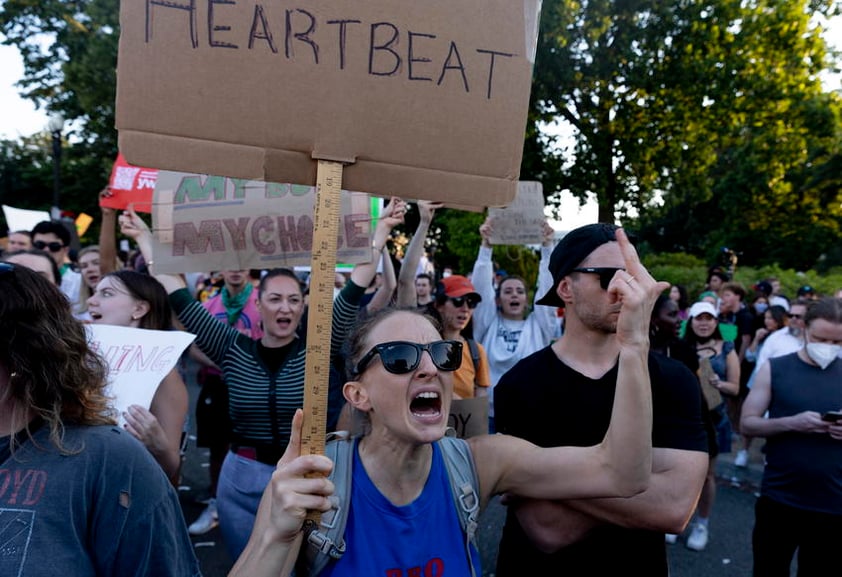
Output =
[{"x1": 170, "y1": 282, "x2": 364, "y2": 448}]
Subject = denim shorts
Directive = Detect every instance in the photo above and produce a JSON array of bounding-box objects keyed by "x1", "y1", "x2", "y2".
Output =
[{"x1": 216, "y1": 450, "x2": 276, "y2": 560}]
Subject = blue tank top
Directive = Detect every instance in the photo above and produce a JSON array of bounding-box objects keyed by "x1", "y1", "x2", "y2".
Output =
[{"x1": 321, "y1": 439, "x2": 481, "y2": 576}]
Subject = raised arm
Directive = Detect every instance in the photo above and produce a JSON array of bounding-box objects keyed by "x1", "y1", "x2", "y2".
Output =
[
  {"x1": 364, "y1": 246, "x2": 396, "y2": 314},
  {"x1": 118, "y1": 208, "x2": 187, "y2": 294},
  {"x1": 396, "y1": 200, "x2": 442, "y2": 307},
  {"x1": 529, "y1": 219, "x2": 561, "y2": 341},
  {"x1": 472, "y1": 229, "x2": 665, "y2": 504},
  {"x1": 469, "y1": 216, "x2": 497, "y2": 342},
  {"x1": 349, "y1": 197, "x2": 405, "y2": 291},
  {"x1": 98, "y1": 186, "x2": 119, "y2": 275}
]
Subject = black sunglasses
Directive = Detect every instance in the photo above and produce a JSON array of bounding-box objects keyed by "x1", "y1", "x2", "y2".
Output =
[
  {"x1": 448, "y1": 295, "x2": 479, "y2": 309},
  {"x1": 33, "y1": 240, "x2": 64, "y2": 252},
  {"x1": 353, "y1": 340, "x2": 463, "y2": 376},
  {"x1": 571, "y1": 267, "x2": 625, "y2": 290},
  {"x1": 0, "y1": 262, "x2": 14, "y2": 274}
]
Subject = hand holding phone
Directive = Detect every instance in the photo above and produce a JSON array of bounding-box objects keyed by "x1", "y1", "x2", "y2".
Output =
[{"x1": 821, "y1": 411, "x2": 842, "y2": 422}]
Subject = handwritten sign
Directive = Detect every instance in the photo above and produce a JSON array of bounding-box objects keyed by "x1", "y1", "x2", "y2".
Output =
[
  {"x1": 488, "y1": 181, "x2": 545, "y2": 245},
  {"x1": 101, "y1": 153, "x2": 158, "y2": 212},
  {"x1": 116, "y1": 0, "x2": 542, "y2": 208},
  {"x1": 448, "y1": 397, "x2": 489, "y2": 439},
  {"x1": 87, "y1": 324, "x2": 196, "y2": 422},
  {"x1": 150, "y1": 170, "x2": 373, "y2": 273}
]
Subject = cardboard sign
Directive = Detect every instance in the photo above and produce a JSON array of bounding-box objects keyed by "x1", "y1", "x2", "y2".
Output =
[
  {"x1": 698, "y1": 357, "x2": 723, "y2": 409},
  {"x1": 150, "y1": 170, "x2": 373, "y2": 273},
  {"x1": 116, "y1": 0, "x2": 542, "y2": 208},
  {"x1": 2, "y1": 205, "x2": 50, "y2": 233},
  {"x1": 101, "y1": 153, "x2": 158, "y2": 212},
  {"x1": 487, "y1": 181, "x2": 545, "y2": 245},
  {"x1": 86, "y1": 324, "x2": 196, "y2": 423},
  {"x1": 448, "y1": 397, "x2": 489, "y2": 439}
]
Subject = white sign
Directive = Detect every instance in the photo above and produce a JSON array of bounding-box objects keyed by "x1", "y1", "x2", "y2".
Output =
[
  {"x1": 3, "y1": 205, "x2": 51, "y2": 234},
  {"x1": 87, "y1": 324, "x2": 196, "y2": 422}
]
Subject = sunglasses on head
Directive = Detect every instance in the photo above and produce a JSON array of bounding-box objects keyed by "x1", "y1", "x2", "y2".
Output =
[
  {"x1": 0, "y1": 262, "x2": 14, "y2": 275},
  {"x1": 448, "y1": 295, "x2": 479, "y2": 309},
  {"x1": 571, "y1": 267, "x2": 625, "y2": 290},
  {"x1": 33, "y1": 240, "x2": 64, "y2": 252},
  {"x1": 353, "y1": 340, "x2": 463, "y2": 376}
]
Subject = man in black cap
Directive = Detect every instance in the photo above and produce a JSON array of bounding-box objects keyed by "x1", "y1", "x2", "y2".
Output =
[{"x1": 494, "y1": 223, "x2": 709, "y2": 576}]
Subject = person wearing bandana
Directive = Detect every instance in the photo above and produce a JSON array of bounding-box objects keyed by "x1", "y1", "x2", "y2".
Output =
[{"x1": 741, "y1": 297, "x2": 842, "y2": 576}]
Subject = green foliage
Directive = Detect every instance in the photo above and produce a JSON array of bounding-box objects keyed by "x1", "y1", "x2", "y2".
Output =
[
  {"x1": 0, "y1": 0, "x2": 118, "y2": 225},
  {"x1": 526, "y1": 0, "x2": 842, "y2": 269},
  {"x1": 635, "y1": 251, "x2": 842, "y2": 302}
]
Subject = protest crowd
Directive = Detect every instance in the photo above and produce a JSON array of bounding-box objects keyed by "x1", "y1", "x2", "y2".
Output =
[{"x1": 2, "y1": 191, "x2": 842, "y2": 577}]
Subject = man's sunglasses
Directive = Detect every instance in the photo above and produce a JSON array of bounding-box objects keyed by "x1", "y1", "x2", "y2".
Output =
[
  {"x1": 353, "y1": 340, "x2": 463, "y2": 376},
  {"x1": 0, "y1": 262, "x2": 14, "y2": 274},
  {"x1": 448, "y1": 295, "x2": 479, "y2": 309},
  {"x1": 33, "y1": 240, "x2": 64, "y2": 252},
  {"x1": 571, "y1": 267, "x2": 626, "y2": 290}
]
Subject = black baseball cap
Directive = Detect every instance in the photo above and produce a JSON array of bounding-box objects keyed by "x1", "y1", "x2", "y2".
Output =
[{"x1": 536, "y1": 223, "x2": 619, "y2": 308}]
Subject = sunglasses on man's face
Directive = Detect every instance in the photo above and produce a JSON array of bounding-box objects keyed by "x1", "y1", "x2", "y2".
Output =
[
  {"x1": 448, "y1": 295, "x2": 479, "y2": 309},
  {"x1": 33, "y1": 240, "x2": 64, "y2": 252},
  {"x1": 571, "y1": 267, "x2": 626, "y2": 290},
  {"x1": 353, "y1": 340, "x2": 463, "y2": 376}
]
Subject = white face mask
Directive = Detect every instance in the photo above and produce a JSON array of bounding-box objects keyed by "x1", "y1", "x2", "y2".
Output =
[{"x1": 806, "y1": 342, "x2": 842, "y2": 370}]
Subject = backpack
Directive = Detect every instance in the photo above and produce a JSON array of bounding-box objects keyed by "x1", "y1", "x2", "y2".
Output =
[{"x1": 298, "y1": 432, "x2": 481, "y2": 577}]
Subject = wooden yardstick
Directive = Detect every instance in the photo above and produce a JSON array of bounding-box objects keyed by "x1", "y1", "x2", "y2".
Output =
[{"x1": 301, "y1": 159, "x2": 344, "y2": 459}]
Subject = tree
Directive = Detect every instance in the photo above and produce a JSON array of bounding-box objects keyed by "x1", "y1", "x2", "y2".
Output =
[
  {"x1": 524, "y1": 0, "x2": 842, "y2": 268},
  {"x1": 0, "y1": 0, "x2": 119, "y2": 218}
]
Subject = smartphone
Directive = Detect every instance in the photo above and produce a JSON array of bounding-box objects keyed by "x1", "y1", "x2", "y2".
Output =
[{"x1": 821, "y1": 411, "x2": 842, "y2": 422}]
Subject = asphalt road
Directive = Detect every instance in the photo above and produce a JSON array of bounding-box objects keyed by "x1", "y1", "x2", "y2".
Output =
[{"x1": 176, "y1": 359, "x2": 784, "y2": 577}]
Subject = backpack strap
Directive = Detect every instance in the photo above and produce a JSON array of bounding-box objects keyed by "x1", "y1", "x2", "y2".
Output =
[
  {"x1": 438, "y1": 434, "x2": 481, "y2": 577},
  {"x1": 466, "y1": 338, "x2": 481, "y2": 373},
  {"x1": 299, "y1": 432, "x2": 353, "y2": 577}
]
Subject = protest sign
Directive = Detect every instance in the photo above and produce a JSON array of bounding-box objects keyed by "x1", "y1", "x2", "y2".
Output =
[
  {"x1": 487, "y1": 181, "x2": 545, "y2": 245},
  {"x1": 448, "y1": 397, "x2": 489, "y2": 439},
  {"x1": 2, "y1": 205, "x2": 50, "y2": 233},
  {"x1": 101, "y1": 153, "x2": 158, "y2": 212},
  {"x1": 116, "y1": 0, "x2": 542, "y2": 208},
  {"x1": 86, "y1": 324, "x2": 196, "y2": 423},
  {"x1": 150, "y1": 170, "x2": 373, "y2": 273}
]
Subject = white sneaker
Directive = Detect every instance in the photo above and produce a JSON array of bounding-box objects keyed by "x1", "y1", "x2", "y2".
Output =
[
  {"x1": 665, "y1": 533, "x2": 678, "y2": 544},
  {"x1": 188, "y1": 498, "x2": 219, "y2": 535},
  {"x1": 686, "y1": 523, "x2": 709, "y2": 551},
  {"x1": 734, "y1": 449, "x2": 749, "y2": 468}
]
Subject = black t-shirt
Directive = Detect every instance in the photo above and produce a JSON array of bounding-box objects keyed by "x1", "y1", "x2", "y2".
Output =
[{"x1": 494, "y1": 347, "x2": 707, "y2": 576}]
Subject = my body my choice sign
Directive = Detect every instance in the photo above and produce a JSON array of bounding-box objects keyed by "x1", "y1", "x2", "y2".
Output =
[{"x1": 116, "y1": 0, "x2": 542, "y2": 208}]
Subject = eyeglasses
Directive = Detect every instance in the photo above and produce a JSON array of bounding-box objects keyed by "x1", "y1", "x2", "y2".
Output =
[
  {"x1": 571, "y1": 267, "x2": 625, "y2": 290},
  {"x1": 789, "y1": 314, "x2": 803, "y2": 320},
  {"x1": 0, "y1": 262, "x2": 14, "y2": 275},
  {"x1": 353, "y1": 340, "x2": 463, "y2": 376},
  {"x1": 448, "y1": 295, "x2": 479, "y2": 309},
  {"x1": 33, "y1": 240, "x2": 64, "y2": 252}
]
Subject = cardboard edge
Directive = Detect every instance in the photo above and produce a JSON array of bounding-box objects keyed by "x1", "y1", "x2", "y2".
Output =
[{"x1": 120, "y1": 131, "x2": 518, "y2": 208}]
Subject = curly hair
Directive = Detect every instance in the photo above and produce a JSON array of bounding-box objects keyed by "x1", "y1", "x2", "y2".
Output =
[{"x1": 0, "y1": 264, "x2": 114, "y2": 452}]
